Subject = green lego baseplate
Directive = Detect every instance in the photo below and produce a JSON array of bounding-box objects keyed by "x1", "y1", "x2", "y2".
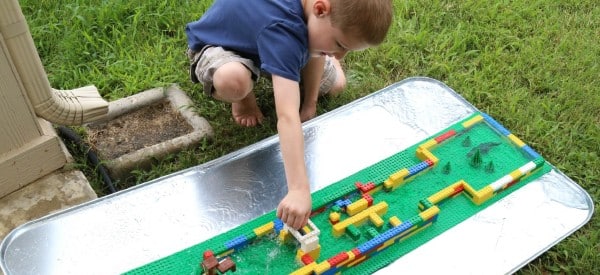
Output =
[{"x1": 125, "y1": 112, "x2": 551, "y2": 275}]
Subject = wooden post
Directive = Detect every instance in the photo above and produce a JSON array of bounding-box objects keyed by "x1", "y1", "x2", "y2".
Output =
[
  {"x1": 0, "y1": 33, "x2": 67, "y2": 198},
  {"x1": 0, "y1": 0, "x2": 108, "y2": 198}
]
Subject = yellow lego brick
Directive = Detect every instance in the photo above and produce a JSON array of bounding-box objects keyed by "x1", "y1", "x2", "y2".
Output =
[
  {"x1": 279, "y1": 229, "x2": 291, "y2": 242},
  {"x1": 473, "y1": 185, "x2": 495, "y2": 205},
  {"x1": 428, "y1": 181, "x2": 463, "y2": 204},
  {"x1": 509, "y1": 170, "x2": 523, "y2": 180},
  {"x1": 399, "y1": 222, "x2": 432, "y2": 241},
  {"x1": 460, "y1": 180, "x2": 477, "y2": 197},
  {"x1": 332, "y1": 202, "x2": 388, "y2": 237},
  {"x1": 389, "y1": 216, "x2": 402, "y2": 227},
  {"x1": 389, "y1": 168, "x2": 409, "y2": 183},
  {"x1": 347, "y1": 199, "x2": 368, "y2": 216},
  {"x1": 418, "y1": 139, "x2": 438, "y2": 150},
  {"x1": 507, "y1": 134, "x2": 526, "y2": 147},
  {"x1": 419, "y1": 205, "x2": 440, "y2": 221},
  {"x1": 342, "y1": 251, "x2": 356, "y2": 265},
  {"x1": 296, "y1": 245, "x2": 321, "y2": 263},
  {"x1": 427, "y1": 190, "x2": 450, "y2": 205},
  {"x1": 313, "y1": 261, "x2": 331, "y2": 274},
  {"x1": 296, "y1": 249, "x2": 305, "y2": 262},
  {"x1": 347, "y1": 256, "x2": 367, "y2": 267},
  {"x1": 386, "y1": 168, "x2": 409, "y2": 190},
  {"x1": 290, "y1": 262, "x2": 317, "y2": 275},
  {"x1": 308, "y1": 245, "x2": 321, "y2": 260},
  {"x1": 378, "y1": 238, "x2": 395, "y2": 251},
  {"x1": 301, "y1": 225, "x2": 311, "y2": 234},
  {"x1": 422, "y1": 150, "x2": 439, "y2": 165},
  {"x1": 383, "y1": 179, "x2": 394, "y2": 190},
  {"x1": 253, "y1": 221, "x2": 274, "y2": 237},
  {"x1": 462, "y1": 114, "x2": 484, "y2": 128},
  {"x1": 369, "y1": 212, "x2": 384, "y2": 228},
  {"x1": 416, "y1": 147, "x2": 428, "y2": 160},
  {"x1": 329, "y1": 211, "x2": 341, "y2": 223}
]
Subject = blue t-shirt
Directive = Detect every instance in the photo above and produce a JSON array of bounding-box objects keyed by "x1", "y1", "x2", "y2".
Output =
[{"x1": 186, "y1": 0, "x2": 309, "y2": 82}]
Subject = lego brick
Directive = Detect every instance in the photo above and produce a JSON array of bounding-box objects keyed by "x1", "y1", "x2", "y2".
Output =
[
  {"x1": 434, "y1": 129, "x2": 457, "y2": 143},
  {"x1": 417, "y1": 199, "x2": 434, "y2": 211},
  {"x1": 327, "y1": 251, "x2": 350, "y2": 267},
  {"x1": 355, "y1": 181, "x2": 376, "y2": 194},
  {"x1": 523, "y1": 145, "x2": 542, "y2": 159},
  {"x1": 482, "y1": 113, "x2": 511, "y2": 135},
  {"x1": 366, "y1": 227, "x2": 379, "y2": 239},
  {"x1": 300, "y1": 253, "x2": 314, "y2": 265},
  {"x1": 362, "y1": 193, "x2": 374, "y2": 206},
  {"x1": 253, "y1": 221, "x2": 274, "y2": 237},
  {"x1": 461, "y1": 114, "x2": 484, "y2": 128},
  {"x1": 418, "y1": 206, "x2": 440, "y2": 221},
  {"x1": 369, "y1": 213, "x2": 384, "y2": 228},
  {"x1": 418, "y1": 139, "x2": 438, "y2": 151},
  {"x1": 274, "y1": 218, "x2": 284, "y2": 234},
  {"x1": 329, "y1": 211, "x2": 341, "y2": 224},
  {"x1": 332, "y1": 202, "x2": 388, "y2": 237},
  {"x1": 347, "y1": 199, "x2": 369, "y2": 216},
  {"x1": 301, "y1": 236, "x2": 320, "y2": 252},
  {"x1": 224, "y1": 235, "x2": 248, "y2": 250},
  {"x1": 216, "y1": 257, "x2": 236, "y2": 273},
  {"x1": 388, "y1": 168, "x2": 409, "y2": 184},
  {"x1": 507, "y1": 134, "x2": 526, "y2": 147},
  {"x1": 388, "y1": 216, "x2": 402, "y2": 227},
  {"x1": 490, "y1": 175, "x2": 514, "y2": 191},
  {"x1": 346, "y1": 225, "x2": 361, "y2": 241},
  {"x1": 290, "y1": 262, "x2": 317, "y2": 275},
  {"x1": 313, "y1": 261, "x2": 331, "y2": 274},
  {"x1": 472, "y1": 185, "x2": 495, "y2": 205}
]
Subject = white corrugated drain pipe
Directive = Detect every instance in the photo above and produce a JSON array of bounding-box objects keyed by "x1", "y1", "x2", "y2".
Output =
[{"x1": 0, "y1": 0, "x2": 108, "y2": 125}]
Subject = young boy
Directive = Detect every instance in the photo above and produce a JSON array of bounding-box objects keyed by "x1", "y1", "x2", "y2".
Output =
[{"x1": 186, "y1": 0, "x2": 393, "y2": 229}]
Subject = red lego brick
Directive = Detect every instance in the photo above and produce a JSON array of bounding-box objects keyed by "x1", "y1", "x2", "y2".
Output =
[
  {"x1": 362, "y1": 193, "x2": 373, "y2": 206},
  {"x1": 434, "y1": 129, "x2": 456, "y2": 143},
  {"x1": 327, "y1": 252, "x2": 349, "y2": 267},
  {"x1": 301, "y1": 253, "x2": 314, "y2": 265}
]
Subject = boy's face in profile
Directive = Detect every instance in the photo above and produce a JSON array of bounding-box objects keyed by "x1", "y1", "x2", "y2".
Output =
[{"x1": 306, "y1": 5, "x2": 369, "y2": 60}]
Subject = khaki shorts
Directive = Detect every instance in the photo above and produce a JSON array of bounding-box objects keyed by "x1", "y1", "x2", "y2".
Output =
[{"x1": 188, "y1": 46, "x2": 337, "y2": 96}]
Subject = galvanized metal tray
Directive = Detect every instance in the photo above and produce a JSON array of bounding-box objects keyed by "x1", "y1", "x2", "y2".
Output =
[{"x1": 1, "y1": 77, "x2": 593, "y2": 275}]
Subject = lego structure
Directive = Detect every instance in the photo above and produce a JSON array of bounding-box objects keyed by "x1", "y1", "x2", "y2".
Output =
[{"x1": 126, "y1": 112, "x2": 551, "y2": 275}]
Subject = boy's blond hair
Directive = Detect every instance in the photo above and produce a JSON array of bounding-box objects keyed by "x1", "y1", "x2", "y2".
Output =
[{"x1": 330, "y1": 0, "x2": 393, "y2": 45}]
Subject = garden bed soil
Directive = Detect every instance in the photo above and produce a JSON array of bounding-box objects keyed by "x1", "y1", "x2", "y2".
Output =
[{"x1": 87, "y1": 101, "x2": 194, "y2": 160}]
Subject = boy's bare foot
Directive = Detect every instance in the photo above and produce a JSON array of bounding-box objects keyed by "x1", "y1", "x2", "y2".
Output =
[{"x1": 232, "y1": 92, "x2": 264, "y2": 127}]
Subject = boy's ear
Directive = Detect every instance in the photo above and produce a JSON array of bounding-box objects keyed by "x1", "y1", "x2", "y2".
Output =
[{"x1": 313, "y1": 0, "x2": 331, "y2": 17}]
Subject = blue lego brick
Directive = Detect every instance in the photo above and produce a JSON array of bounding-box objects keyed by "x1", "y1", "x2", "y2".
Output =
[
  {"x1": 224, "y1": 235, "x2": 248, "y2": 250},
  {"x1": 323, "y1": 266, "x2": 339, "y2": 275},
  {"x1": 407, "y1": 161, "x2": 429, "y2": 176},
  {"x1": 522, "y1": 145, "x2": 541, "y2": 159},
  {"x1": 387, "y1": 221, "x2": 414, "y2": 237},
  {"x1": 335, "y1": 199, "x2": 352, "y2": 209},
  {"x1": 482, "y1": 113, "x2": 511, "y2": 136},
  {"x1": 273, "y1": 218, "x2": 284, "y2": 234}
]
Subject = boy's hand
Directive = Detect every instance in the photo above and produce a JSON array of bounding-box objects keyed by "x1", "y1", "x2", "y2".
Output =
[
  {"x1": 299, "y1": 102, "x2": 317, "y2": 122},
  {"x1": 276, "y1": 188, "x2": 312, "y2": 230}
]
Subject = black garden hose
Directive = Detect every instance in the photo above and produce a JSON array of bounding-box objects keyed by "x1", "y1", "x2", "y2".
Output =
[{"x1": 57, "y1": 125, "x2": 117, "y2": 194}]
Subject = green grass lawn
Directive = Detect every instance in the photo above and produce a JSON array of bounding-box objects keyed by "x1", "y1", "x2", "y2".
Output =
[{"x1": 20, "y1": 0, "x2": 598, "y2": 273}]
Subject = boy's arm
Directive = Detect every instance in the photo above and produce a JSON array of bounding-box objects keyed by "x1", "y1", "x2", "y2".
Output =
[
  {"x1": 272, "y1": 74, "x2": 312, "y2": 230},
  {"x1": 299, "y1": 56, "x2": 326, "y2": 122}
]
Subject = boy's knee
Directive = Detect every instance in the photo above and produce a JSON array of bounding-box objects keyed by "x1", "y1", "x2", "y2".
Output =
[
  {"x1": 329, "y1": 73, "x2": 346, "y2": 96},
  {"x1": 213, "y1": 62, "x2": 253, "y2": 101},
  {"x1": 321, "y1": 57, "x2": 346, "y2": 96}
]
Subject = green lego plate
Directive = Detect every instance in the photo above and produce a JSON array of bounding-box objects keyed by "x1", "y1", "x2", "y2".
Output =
[{"x1": 125, "y1": 112, "x2": 551, "y2": 275}]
